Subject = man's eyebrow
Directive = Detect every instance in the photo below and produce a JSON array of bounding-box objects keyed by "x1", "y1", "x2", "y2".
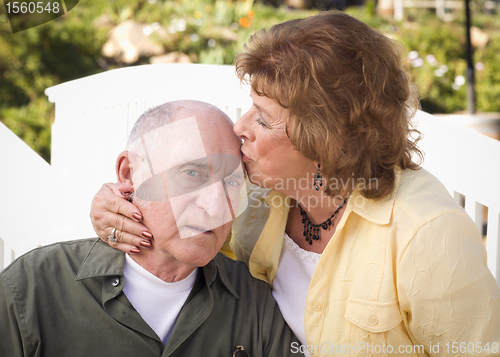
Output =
[
  {"x1": 175, "y1": 158, "x2": 210, "y2": 170},
  {"x1": 229, "y1": 171, "x2": 244, "y2": 180}
]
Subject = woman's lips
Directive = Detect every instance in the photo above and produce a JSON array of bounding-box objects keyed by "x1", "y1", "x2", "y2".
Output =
[{"x1": 241, "y1": 151, "x2": 252, "y2": 162}]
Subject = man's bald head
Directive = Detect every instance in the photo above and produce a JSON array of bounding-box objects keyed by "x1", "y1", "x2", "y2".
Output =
[
  {"x1": 126, "y1": 100, "x2": 235, "y2": 151},
  {"x1": 118, "y1": 99, "x2": 246, "y2": 243},
  {"x1": 115, "y1": 100, "x2": 246, "y2": 269}
]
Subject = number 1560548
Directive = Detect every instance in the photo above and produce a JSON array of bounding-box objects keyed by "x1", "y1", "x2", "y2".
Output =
[{"x1": 6, "y1": 2, "x2": 60, "y2": 14}]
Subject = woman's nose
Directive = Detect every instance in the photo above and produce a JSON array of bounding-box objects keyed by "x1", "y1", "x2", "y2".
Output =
[{"x1": 233, "y1": 109, "x2": 255, "y2": 142}]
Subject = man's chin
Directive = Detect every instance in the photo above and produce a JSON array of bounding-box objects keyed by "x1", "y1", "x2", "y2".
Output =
[{"x1": 178, "y1": 224, "x2": 230, "y2": 240}]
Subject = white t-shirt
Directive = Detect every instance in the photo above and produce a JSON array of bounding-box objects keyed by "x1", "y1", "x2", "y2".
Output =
[
  {"x1": 123, "y1": 254, "x2": 197, "y2": 345},
  {"x1": 272, "y1": 233, "x2": 321, "y2": 356}
]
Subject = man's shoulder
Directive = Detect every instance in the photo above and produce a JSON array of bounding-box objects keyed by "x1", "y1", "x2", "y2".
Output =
[
  {"x1": 212, "y1": 253, "x2": 271, "y2": 294},
  {"x1": 1, "y1": 238, "x2": 99, "y2": 281}
]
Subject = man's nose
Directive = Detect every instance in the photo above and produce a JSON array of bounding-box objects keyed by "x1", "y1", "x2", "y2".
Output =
[{"x1": 195, "y1": 182, "x2": 230, "y2": 219}]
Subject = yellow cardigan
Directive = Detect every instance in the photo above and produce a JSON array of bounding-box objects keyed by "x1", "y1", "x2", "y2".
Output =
[{"x1": 230, "y1": 167, "x2": 500, "y2": 356}]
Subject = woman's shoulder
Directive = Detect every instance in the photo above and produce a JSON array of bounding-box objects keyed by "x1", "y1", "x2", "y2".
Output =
[{"x1": 394, "y1": 167, "x2": 469, "y2": 225}]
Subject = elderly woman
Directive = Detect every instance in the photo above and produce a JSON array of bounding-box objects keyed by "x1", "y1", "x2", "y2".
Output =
[{"x1": 91, "y1": 11, "x2": 500, "y2": 356}]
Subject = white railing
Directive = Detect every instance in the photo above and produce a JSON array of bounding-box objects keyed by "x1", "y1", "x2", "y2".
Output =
[
  {"x1": 393, "y1": 0, "x2": 463, "y2": 21},
  {"x1": 415, "y1": 111, "x2": 500, "y2": 281},
  {"x1": 0, "y1": 120, "x2": 67, "y2": 267},
  {"x1": 1, "y1": 64, "x2": 499, "y2": 287}
]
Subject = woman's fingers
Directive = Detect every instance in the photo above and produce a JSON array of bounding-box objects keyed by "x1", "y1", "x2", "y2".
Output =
[
  {"x1": 104, "y1": 228, "x2": 151, "y2": 254},
  {"x1": 109, "y1": 225, "x2": 152, "y2": 249},
  {"x1": 90, "y1": 183, "x2": 152, "y2": 246},
  {"x1": 108, "y1": 240, "x2": 142, "y2": 254},
  {"x1": 102, "y1": 183, "x2": 144, "y2": 223}
]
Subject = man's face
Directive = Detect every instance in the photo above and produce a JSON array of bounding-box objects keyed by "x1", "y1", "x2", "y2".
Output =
[{"x1": 128, "y1": 110, "x2": 245, "y2": 267}]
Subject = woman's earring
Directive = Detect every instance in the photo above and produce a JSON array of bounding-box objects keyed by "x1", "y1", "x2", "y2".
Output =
[{"x1": 313, "y1": 164, "x2": 323, "y2": 191}]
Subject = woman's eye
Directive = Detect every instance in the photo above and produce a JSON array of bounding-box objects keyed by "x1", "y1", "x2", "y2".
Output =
[{"x1": 256, "y1": 116, "x2": 267, "y2": 128}]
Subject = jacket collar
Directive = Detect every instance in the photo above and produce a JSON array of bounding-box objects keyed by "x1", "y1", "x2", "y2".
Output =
[
  {"x1": 76, "y1": 239, "x2": 239, "y2": 298},
  {"x1": 204, "y1": 253, "x2": 240, "y2": 299},
  {"x1": 76, "y1": 239, "x2": 124, "y2": 280},
  {"x1": 348, "y1": 166, "x2": 401, "y2": 225}
]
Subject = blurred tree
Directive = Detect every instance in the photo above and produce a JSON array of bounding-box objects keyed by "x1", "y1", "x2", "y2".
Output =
[{"x1": 0, "y1": 1, "x2": 107, "y2": 162}]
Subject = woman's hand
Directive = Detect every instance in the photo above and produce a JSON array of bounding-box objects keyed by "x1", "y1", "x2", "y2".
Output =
[{"x1": 90, "y1": 182, "x2": 152, "y2": 254}]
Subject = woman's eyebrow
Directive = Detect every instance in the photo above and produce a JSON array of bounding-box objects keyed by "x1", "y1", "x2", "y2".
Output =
[{"x1": 253, "y1": 102, "x2": 265, "y2": 113}]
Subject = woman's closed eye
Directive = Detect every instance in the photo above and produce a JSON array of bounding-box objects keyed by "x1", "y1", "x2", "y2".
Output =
[{"x1": 256, "y1": 116, "x2": 268, "y2": 128}]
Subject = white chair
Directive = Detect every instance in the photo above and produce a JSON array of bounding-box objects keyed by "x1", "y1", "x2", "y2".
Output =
[{"x1": 1, "y1": 63, "x2": 499, "y2": 289}]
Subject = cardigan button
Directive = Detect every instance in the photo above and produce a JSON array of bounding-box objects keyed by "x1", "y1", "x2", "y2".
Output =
[
  {"x1": 369, "y1": 316, "x2": 378, "y2": 325},
  {"x1": 312, "y1": 303, "x2": 322, "y2": 311},
  {"x1": 111, "y1": 277, "x2": 120, "y2": 287}
]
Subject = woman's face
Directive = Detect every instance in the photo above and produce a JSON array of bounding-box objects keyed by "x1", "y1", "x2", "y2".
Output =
[{"x1": 233, "y1": 91, "x2": 314, "y2": 194}]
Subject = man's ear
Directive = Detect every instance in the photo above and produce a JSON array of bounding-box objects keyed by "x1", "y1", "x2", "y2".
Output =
[{"x1": 116, "y1": 151, "x2": 133, "y2": 186}]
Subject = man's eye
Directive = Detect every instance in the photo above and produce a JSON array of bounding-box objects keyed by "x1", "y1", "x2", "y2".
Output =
[
  {"x1": 185, "y1": 170, "x2": 200, "y2": 177},
  {"x1": 225, "y1": 179, "x2": 241, "y2": 187}
]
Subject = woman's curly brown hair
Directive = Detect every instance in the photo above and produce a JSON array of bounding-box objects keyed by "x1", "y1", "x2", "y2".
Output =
[{"x1": 235, "y1": 11, "x2": 423, "y2": 199}]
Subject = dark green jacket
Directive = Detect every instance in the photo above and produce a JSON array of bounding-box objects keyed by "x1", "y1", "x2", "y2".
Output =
[{"x1": 0, "y1": 238, "x2": 302, "y2": 357}]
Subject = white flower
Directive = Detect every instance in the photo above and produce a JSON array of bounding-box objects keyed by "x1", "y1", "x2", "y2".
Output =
[
  {"x1": 434, "y1": 69, "x2": 444, "y2": 77},
  {"x1": 409, "y1": 50, "x2": 419, "y2": 60},
  {"x1": 143, "y1": 26, "x2": 153, "y2": 36},
  {"x1": 439, "y1": 65, "x2": 449, "y2": 73},
  {"x1": 190, "y1": 34, "x2": 200, "y2": 42},
  {"x1": 425, "y1": 54, "x2": 438, "y2": 66},
  {"x1": 412, "y1": 58, "x2": 424, "y2": 68},
  {"x1": 168, "y1": 19, "x2": 187, "y2": 34},
  {"x1": 208, "y1": 39, "x2": 216, "y2": 47},
  {"x1": 475, "y1": 62, "x2": 484, "y2": 71},
  {"x1": 454, "y1": 75, "x2": 466, "y2": 86}
]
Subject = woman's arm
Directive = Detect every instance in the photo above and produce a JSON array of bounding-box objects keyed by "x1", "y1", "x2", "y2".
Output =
[
  {"x1": 90, "y1": 183, "x2": 152, "y2": 253},
  {"x1": 398, "y1": 212, "x2": 500, "y2": 355}
]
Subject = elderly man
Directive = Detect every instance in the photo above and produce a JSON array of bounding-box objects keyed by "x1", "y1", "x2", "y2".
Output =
[{"x1": 0, "y1": 100, "x2": 301, "y2": 357}]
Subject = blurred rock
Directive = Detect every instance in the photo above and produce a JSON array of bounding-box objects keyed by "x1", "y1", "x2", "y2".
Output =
[
  {"x1": 219, "y1": 27, "x2": 239, "y2": 43},
  {"x1": 150, "y1": 52, "x2": 191, "y2": 64},
  {"x1": 285, "y1": 0, "x2": 307, "y2": 8},
  {"x1": 402, "y1": 21, "x2": 421, "y2": 30},
  {"x1": 377, "y1": 0, "x2": 394, "y2": 16},
  {"x1": 102, "y1": 20, "x2": 164, "y2": 64},
  {"x1": 93, "y1": 14, "x2": 114, "y2": 29},
  {"x1": 471, "y1": 27, "x2": 489, "y2": 49}
]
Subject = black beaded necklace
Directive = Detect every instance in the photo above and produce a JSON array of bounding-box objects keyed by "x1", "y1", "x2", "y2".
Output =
[{"x1": 298, "y1": 197, "x2": 348, "y2": 245}]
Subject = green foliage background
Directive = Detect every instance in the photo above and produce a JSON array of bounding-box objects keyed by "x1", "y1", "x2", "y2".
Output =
[{"x1": 1, "y1": 0, "x2": 499, "y2": 163}]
